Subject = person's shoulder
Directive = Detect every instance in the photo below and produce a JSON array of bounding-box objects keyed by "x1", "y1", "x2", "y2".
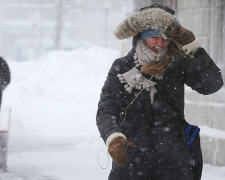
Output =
[
  {"x1": 109, "y1": 57, "x2": 129, "y2": 76},
  {"x1": 113, "y1": 56, "x2": 129, "y2": 66},
  {"x1": 109, "y1": 51, "x2": 135, "y2": 75},
  {"x1": 0, "y1": 56, "x2": 8, "y2": 65},
  {"x1": 0, "y1": 56, "x2": 4, "y2": 61},
  {"x1": 113, "y1": 50, "x2": 135, "y2": 66}
]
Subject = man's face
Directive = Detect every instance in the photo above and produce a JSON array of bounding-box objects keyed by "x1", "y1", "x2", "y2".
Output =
[{"x1": 145, "y1": 35, "x2": 170, "y2": 54}]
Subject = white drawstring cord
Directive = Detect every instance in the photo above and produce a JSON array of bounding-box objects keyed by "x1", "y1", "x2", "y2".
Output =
[
  {"x1": 97, "y1": 75, "x2": 154, "y2": 169},
  {"x1": 97, "y1": 146, "x2": 110, "y2": 169},
  {"x1": 119, "y1": 75, "x2": 153, "y2": 126}
]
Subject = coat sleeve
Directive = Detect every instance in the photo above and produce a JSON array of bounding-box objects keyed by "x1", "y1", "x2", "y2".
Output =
[
  {"x1": 96, "y1": 59, "x2": 125, "y2": 142},
  {"x1": 182, "y1": 48, "x2": 223, "y2": 95}
]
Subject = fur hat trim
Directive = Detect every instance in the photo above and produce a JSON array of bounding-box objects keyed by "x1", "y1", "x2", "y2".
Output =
[{"x1": 114, "y1": 7, "x2": 180, "y2": 39}]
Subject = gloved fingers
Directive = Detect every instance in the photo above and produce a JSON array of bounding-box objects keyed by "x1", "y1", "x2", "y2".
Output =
[
  {"x1": 125, "y1": 140, "x2": 136, "y2": 148},
  {"x1": 179, "y1": 31, "x2": 195, "y2": 43},
  {"x1": 109, "y1": 148, "x2": 128, "y2": 166},
  {"x1": 174, "y1": 40, "x2": 183, "y2": 49},
  {"x1": 108, "y1": 142, "x2": 121, "y2": 153},
  {"x1": 114, "y1": 148, "x2": 128, "y2": 166}
]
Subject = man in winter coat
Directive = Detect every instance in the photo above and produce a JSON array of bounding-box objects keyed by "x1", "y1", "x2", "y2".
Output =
[
  {"x1": 96, "y1": 4, "x2": 223, "y2": 180},
  {"x1": 0, "y1": 57, "x2": 10, "y2": 108}
]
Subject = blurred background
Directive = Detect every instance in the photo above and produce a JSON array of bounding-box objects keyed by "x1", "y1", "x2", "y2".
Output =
[
  {"x1": 0, "y1": 0, "x2": 224, "y2": 179},
  {"x1": 0, "y1": 0, "x2": 132, "y2": 61}
]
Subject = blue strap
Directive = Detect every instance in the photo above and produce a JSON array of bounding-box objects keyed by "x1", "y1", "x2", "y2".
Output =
[
  {"x1": 187, "y1": 127, "x2": 200, "y2": 149},
  {"x1": 185, "y1": 125, "x2": 193, "y2": 138}
]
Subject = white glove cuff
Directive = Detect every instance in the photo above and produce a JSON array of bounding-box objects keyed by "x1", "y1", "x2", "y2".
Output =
[
  {"x1": 106, "y1": 132, "x2": 127, "y2": 148},
  {"x1": 182, "y1": 40, "x2": 201, "y2": 55}
]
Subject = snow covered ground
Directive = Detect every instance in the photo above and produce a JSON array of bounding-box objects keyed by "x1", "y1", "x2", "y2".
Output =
[
  {"x1": 0, "y1": 46, "x2": 225, "y2": 179},
  {"x1": 1, "y1": 144, "x2": 225, "y2": 180}
]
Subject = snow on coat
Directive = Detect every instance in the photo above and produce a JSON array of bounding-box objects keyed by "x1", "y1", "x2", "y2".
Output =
[
  {"x1": 96, "y1": 37, "x2": 223, "y2": 179},
  {"x1": 96, "y1": 3, "x2": 223, "y2": 180}
]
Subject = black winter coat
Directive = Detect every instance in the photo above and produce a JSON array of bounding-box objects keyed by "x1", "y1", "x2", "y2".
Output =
[
  {"x1": 0, "y1": 57, "x2": 10, "y2": 108},
  {"x1": 96, "y1": 45, "x2": 223, "y2": 179}
]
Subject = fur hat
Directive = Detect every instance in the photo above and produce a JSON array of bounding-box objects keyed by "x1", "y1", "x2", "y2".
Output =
[{"x1": 114, "y1": 4, "x2": 180, "y2": 40}]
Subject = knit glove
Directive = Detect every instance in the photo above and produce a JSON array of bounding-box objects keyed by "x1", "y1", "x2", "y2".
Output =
[
  {"x1": 108, "y1": 136, "x2": 136, "y2": 166},
  {"x1": 165, "y1": 26, "x2": 200, "y2": 55}
]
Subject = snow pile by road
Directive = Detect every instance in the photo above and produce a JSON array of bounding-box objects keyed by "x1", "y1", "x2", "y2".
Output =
[{"x1": 2, "y1": 46, "x2": 119, "y2": 148}]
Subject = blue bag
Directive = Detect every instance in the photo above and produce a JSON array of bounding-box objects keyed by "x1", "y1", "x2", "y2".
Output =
[{"x1": 185, "y1": 121, "x2": 203, "y2": 180}]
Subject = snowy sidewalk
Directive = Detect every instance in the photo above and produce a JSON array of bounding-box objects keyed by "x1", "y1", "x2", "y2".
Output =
[
  {"x1": 1, "y1": 143, "x2": 225, "y2": 180},
  {"x1": 1, "y1": 143, "x2": 110, "y2": 180}
]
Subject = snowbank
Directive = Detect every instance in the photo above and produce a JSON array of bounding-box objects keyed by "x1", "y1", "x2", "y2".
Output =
[{"x1": 1, "y1": 46, "x2": 119, "y2": 148}]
